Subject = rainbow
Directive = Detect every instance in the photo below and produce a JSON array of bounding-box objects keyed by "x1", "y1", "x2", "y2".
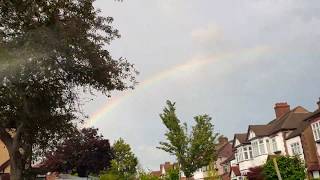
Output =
[{"x1": 86, "y1": 47, "x2": 269, "y2": 127}]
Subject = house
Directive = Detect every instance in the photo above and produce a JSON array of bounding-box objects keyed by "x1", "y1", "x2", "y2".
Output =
[
  {"x1": 215, "y1": 137, "x2": 233, "y2": 180},
  {"x1": 231, "y1": 102, "x2": 312, "y2": 178},
  {"x1": 301, "y1": 99, "x2": 320, "y2": 178},
  {"x1": 0, "y1": 139, "x2": 10, "y2": 177},
  {"x1": 151, "y1": 162, "x2": 179, "y2": 178},
  {"x1": 192, "y1": 136, "x2": 233, "y2": 180}
]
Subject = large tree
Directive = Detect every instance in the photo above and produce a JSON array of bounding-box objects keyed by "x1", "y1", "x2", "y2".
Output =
[
  {"x1": 109, "y1": 138, "x2": 138, "y2": 180},
  {"x1": 0, "y1": 0, "x2": 136, "y2": 179},
  {"x1": 158, "y1": 100, "x2": 218, "y2": 179},
  {"x1": 41, "y1": 128, "x2": 113, "y2": 177}
]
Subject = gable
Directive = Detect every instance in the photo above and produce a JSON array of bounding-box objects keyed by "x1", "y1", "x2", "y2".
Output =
[
  {"x1": 248, "y1": 130, "x2": 256, "y2": 140},
  {"x1": 231, "y1": 171, "x2": 236, "y2": 178},
  {"x1": 235, "y1": 139, "x2": 240, "y2": 147}
]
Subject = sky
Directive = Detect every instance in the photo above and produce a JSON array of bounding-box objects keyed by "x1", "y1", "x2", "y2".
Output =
[{"x1": 83, "y1": 0, "x2": 320, "y2": 170}]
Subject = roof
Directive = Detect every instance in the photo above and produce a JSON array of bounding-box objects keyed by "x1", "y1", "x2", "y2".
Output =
[
  {"x1": 221, "y1": 153, "x2": 235, "y2": 165},
  {"x1": 217, "y1": 141, "x2": 233, "y2": 158},
  {"x1": 233, "y1": 133, "x2": 249, "y2": 147},
  {"x1": 286, "y1": 108, "x2": 320, "y2": 139},
  {"x1": 304, "y1": 109, "x2": 320, "y2": 121},
  {"x1": 230, "y1": 166, "x2": 241, "y2": 176},
  {"x1": 248, "y1": 106, "x2": 311, "y2": 138},
  {"x1": 286, "y1": 120, "x2": 309, "y2": 139},
  {"x1": 150, "y1": 171, "x2": 161, "y2": 177}
]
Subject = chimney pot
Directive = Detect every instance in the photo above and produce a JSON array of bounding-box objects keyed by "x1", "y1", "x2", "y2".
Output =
[
  {"x1": 218, "y1": 136, "x2": 228, "y2": 144},
  {"x1": 274, "y1": 102, "x2": 290, "y2": 119}
]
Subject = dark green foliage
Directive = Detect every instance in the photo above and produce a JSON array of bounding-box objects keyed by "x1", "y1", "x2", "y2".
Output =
[
  {"x1": 247, "y1": 166, "x2": 264, "y2": 180},
  {"x1": 263, "y1": 156, "x2": 306, "y2": 180},
  {"x1": 158, "y1": 100, "x2": 218, "y2": 178},
  {"x1": 41, "y1": 128, "x2": 113, "y2": 177},
  {"x1": 0, "y1": 0, "x2": 136, "y2": 179}
]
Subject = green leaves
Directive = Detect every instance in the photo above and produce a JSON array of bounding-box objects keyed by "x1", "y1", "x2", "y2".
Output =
[
  {"x1": 0, "y1": 0, "x2": 137, "y2": 178},
  {"x1": 263, "y1": 156, "x2": 306, "y2": 180},
  {"x1": 158, "y1": 100, "x2": 218, "y2": 178},
  {"x1": 110, "y1": 138, "x2": 138, "y2": 179}
]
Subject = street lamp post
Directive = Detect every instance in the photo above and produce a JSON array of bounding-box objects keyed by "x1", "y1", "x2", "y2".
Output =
[{"x1": 273, "y1": 151, "x2": 282, "y2": 180}]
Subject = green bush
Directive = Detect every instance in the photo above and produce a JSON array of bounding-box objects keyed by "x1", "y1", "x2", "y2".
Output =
[
  {"x1": 139, "y1": 173, "x2": 160, "y2": 180},
  {"x1": 100, "y1": 173, "x2": 120, "y2": 180},
  {"x1": 263, "y1": 156, "x2": 306, "y2": 180},
  {"x1": 163, "y1": 168, "x2": 179, "y2": 180}
]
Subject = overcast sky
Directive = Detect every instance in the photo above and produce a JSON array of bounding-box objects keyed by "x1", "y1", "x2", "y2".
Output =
[{"x1": 84, "y1": 0, "x2": 320, "y2": 170}]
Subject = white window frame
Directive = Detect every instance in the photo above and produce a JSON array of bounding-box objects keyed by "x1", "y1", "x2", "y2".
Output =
[
  {"x1": 259, "y1": 139, "x2": 266, "y2": 155},
  {"x1": 243, "y1": 146, "x2": 249, "y2": 160},
  {"x1": 266, "y1": 139, "x2": 271, "y2": 154},
  {"x1": 248, "y1": 146, "x2": 253, "y2": 159},
  {"x1": 290, "y1": 142, "x2": 301, "y2": 155},
  {"x1": 252, "y1": 141, "x2": 259, "y2": 157},
  {"x1": 271, "y1": 137, "x2": 278, "y2": 152},
  {"x1": 238, "y1": 147, "x2": 243, "y2": 162},
  {"x1": 312, "y1": 121, "x2": 320, "y2": 141}
]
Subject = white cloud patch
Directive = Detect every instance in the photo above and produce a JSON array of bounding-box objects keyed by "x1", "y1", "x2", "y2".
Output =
[{"x1": 191, "y1": 24, "x2": 223, "y2": 44}]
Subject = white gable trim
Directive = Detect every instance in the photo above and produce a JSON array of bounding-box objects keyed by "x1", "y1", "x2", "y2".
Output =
[
  {"x1": 248, "y1": 130, "x2": 256, "y2": 140},
  {"x1": 235, "y1": 139, "x2": 240, "y2": 147}
]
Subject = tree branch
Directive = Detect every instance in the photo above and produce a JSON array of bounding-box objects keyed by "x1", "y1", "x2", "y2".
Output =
[
  {"x1": 0, "y1": 127, "x2": 13, "y2": 150},
  {"x1": 12, "y1": 123, "x2": 24, "y2": 150}
]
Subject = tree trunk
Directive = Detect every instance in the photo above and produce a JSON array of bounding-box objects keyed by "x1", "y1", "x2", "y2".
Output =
[{"x1": 10, "y1": 151, "x2": 24, "y2": 180}]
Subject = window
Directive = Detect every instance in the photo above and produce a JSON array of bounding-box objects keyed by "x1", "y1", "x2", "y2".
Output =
[
  {"x1": 235, "y1": 151, "x2": 239, "y2": 163},
  {"x1": 238, "y1": 148, "x2": 243, "y2": 162},
  {"x1": 271, "y1": 137, "x2": 278, "y2": 152},
  {"x1": 291, "y1": 142, "x2": 301, "y2": 155},
  {"x1": 252, "y1": 141, "x2": 259, "y2": 157},
  {"x1": 259, "y1": 139, "x2": 266, "y2": 154},
  {"x1": 312, "y1": 121, "x2": 320, "y2": 141},
  {"x1": 243, "y1": 147, "x2": 248, "y2": 160},
  {"x1": 249, "y1": 146, "x2": 253, "y2": 159},
  {"x1": 266, "y1": 139, "x2": 271, "y2": 154}
]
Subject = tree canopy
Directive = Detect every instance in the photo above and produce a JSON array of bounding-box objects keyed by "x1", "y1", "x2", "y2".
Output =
[
  {"x1": 109, "y1": 138, "x2": 138, "y2": 179},
  {"x1": 263, "y1": 156, "x2": 306, "y2": 180},
  {"x1": 0, "y1": 0, "x2": 136, "y2": 179},
  {"x1": 158, "y1": 100, "x2": 218, "y2": 178},
  {"x1": 41, "y1": 128, "x2": 113, "y2": 177}
]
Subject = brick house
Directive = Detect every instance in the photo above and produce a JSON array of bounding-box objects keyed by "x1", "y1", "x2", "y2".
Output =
[
  {"x1": 302, "y1": 99, "x2": 320, "y2": 178},
  {"x1": 151, "y1": 162, "x2": 179, "y2": 178},
  {"x1": 228, "y1": 101, "x2": 320, "y2": 179},
  {"x1": 192, "y1": 136, "x2": 233, "y2": 179}
]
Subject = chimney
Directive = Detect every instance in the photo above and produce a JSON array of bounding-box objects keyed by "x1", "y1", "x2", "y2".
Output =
[
  {"x1": 274, "y1": 102, "x2": 290, "y2": 119},
  {"x1": 218, "y1": 136, "x2": 228, "y2": 145},
  {"x1": 317, "y1": 98, "x2": 320, "y2": 110}
]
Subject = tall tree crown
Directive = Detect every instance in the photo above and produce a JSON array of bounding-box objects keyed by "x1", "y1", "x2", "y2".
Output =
[{"x1": 158, "y1": 100, "x2": 218, "y2": 178}]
